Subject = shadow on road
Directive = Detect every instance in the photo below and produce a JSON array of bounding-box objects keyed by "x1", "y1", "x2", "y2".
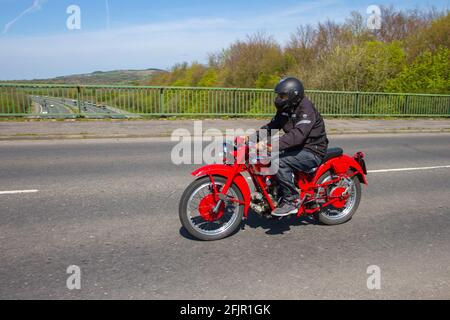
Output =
[
  {"x1": 179, "y1": 211, "x2": 321, "y2": 241},
  {"x1": 243, "y1": 212, "x2": 320, "y2": 235},
  {"x1": 179, "y1": 226, "x2": 202, "y2": 241}
]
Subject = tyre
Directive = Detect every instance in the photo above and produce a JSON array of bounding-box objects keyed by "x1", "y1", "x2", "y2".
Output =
[
  {"x1": 314, "y1": 170, "x2": 362, "y2": 225},
  {"x1": 179, "y1": 176, "x2": 244, "y2": 241}
]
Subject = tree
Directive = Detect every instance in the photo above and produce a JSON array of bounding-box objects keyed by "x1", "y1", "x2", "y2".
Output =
[
  {"x1": 386, "y1": 47, "x2": 450, "y2": 94},
  {"x1": 144, "y1": 7, "x2": 448, "y2": 94},
  {"x1": 215, "y1": 32, "x2": 285, "y2": 88},
  {"x1": 374, "y1": 5, "x2": 443, "y2": 45},
  {"x1": 197, "y1": 69, "x2": 218, "y2": 87},
  {"x1": 404, "y1": 13, "x2": 450, "y2": 62},
  {"x1": 361, "y1": 41, "x2": 406, "y2": 91}
]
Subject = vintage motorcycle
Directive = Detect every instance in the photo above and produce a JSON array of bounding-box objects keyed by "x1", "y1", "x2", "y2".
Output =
[{"x1": 179, "y1": 137, "x2": 367, "y2": 241}]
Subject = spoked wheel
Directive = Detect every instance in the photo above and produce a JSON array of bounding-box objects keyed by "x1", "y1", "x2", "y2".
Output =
[
  {"x1": 179, "y1": 176, "x2": 244, "y2": 241},
  {"x1": 314, "y1": 170, "x2": 362, "y2": 225}
]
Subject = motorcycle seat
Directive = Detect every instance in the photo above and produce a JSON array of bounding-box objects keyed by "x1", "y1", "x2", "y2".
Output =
[
  {"x1": 304, "y1": 148, "x2": 344, "y2": 174},
  {"x1": 322, "y1": 147, "x2": 344, "y2": 163}
]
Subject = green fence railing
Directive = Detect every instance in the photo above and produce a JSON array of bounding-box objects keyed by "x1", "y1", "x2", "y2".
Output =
[{"x1": 0, "y1": 83, "x2": 449, "y2": 118}]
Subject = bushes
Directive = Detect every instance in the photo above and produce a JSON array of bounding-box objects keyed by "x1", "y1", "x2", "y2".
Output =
[
  {"x1": 386, "y1": 47, "x2": 450, "y2": 94},
  {"x1": 0, "y1": 89, "x2": 31, "y2": 114},
  {"x1": 146, "y1": 8, "x2": 449, "y2": 95}
]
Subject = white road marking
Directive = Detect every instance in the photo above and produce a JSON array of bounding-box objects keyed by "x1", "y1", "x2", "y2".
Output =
[
  {"x1": 0, "y1": 189, "x2": 39, "y2": 195},
  {"x1": 0, "y1": 166, "x2": 447, "y2": 196},
  {"x1": 368, "y1": 165, "x2": 450, "y2": 173}
]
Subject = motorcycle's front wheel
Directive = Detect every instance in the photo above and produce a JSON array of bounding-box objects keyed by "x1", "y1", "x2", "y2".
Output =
[{"x1": 179, "y1": 176, "x2": 244, "y2": 241}]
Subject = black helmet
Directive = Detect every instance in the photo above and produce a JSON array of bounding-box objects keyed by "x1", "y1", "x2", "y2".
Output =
[{"x1": 274, "y1": 77, "x2": 305, "y2": 111}]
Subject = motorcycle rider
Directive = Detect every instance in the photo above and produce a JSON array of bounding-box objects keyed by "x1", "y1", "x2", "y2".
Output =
[{"x1": 251, "y1": 77, "x2": 329, "y2": 217}]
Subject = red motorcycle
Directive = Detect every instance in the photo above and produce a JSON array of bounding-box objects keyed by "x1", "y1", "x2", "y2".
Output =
[{"x1": 179, "y1": 137, "x2": 368, "y2": 241}]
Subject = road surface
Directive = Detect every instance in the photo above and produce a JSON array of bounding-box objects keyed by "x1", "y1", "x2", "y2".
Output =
[
  {"x1": 31, "y1": 96, "x2": 76, "y2": 118},
  {"x1": 30, "y1": 96, "x2": 127, "y2": 119},
  {"x1": 0, "y1": 133, "x2": 449, "y2": 299}
]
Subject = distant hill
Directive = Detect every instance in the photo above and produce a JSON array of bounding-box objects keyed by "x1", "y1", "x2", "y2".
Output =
[{"x1": 3, "y1": 69, "x2": 167, "y2": 85}]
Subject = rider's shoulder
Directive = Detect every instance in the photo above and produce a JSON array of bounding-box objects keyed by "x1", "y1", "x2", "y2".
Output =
[
  {"x1": 299, "y1": 96, "x2": 314, "y2": 108},
  {"x1": 298, "y1": 97, "x2": 319, "y2": 114}
]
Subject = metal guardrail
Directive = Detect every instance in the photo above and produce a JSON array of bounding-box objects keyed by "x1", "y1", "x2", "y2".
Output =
[{"x1": 0, "y1": 83, "x2": 449, "y2": 118}]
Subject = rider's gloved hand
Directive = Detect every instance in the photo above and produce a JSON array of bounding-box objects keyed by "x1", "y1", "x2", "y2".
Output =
[{"x1": 256, "y1": 141, "x2": 272, "y2": 152}]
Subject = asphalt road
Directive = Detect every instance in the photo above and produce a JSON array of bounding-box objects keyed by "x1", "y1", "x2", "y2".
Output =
[
  {"x1": 30, "y1": 96, "x2": 125, "y2": 119},
  {"x1": 0, "y1": 133, "x2": 449, "y2": 299},
  {"x1": 31, "y1": 96, "x2": 75, "y2": 118},
  {"x1": 79, "y1": 101, "x2": 122, "y2": 118}
]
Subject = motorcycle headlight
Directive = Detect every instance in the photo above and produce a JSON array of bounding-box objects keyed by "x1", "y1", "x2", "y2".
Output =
[
  {"x1": 222, "y1": 142, "x2": 234, "y2": 164},
  {"x1": 223, "y1": 142, "x2": 228, "y2": 154}
]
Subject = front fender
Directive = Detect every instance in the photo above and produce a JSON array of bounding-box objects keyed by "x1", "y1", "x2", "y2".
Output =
[
  {"x1": 192, "y1": 165, "x2": 252, "y2": 217},
  {"x1": 314, "y1": 155, "x2": 368, "y2": 185}
]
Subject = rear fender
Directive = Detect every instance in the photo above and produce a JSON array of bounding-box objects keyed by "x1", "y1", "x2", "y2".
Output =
[
  {"x1": 192, "y1": 165, "x2": 252, "y2": 217},
  {"x1": 314, "y1": 155, "x2": 368, "y2": 185}
]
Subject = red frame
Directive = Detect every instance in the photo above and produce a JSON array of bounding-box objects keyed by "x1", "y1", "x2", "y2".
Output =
[{"x1": 191, "y1": 138, "x2": 368, "y2": 219}]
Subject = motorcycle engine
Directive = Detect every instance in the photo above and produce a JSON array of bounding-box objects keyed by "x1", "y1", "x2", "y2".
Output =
[
  {"x1": 250, "y1": 192, "x2": 269, "y2": 215},
  {"x1": 250, "y1": 180, "x2": 280, "y2": 217}
]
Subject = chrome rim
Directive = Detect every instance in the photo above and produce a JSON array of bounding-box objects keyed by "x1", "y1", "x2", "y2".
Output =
[
  {"x1": 186, "y1": 182, "x2": 240, "y2": 236},
  {"x1": 318, "y1": 175, "x2": 357, "y2": 220}
]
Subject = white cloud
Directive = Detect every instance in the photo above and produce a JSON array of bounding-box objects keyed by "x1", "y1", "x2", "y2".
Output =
[
  {"x1": 0, "y1": 0, "x2": 344, "y2": 79},
  {"x1": 3, "y1": 0, "x2": 47, "y2": 34},
  {"x1": 0, "y1": 17, "x2": 242, "y2": 79}
]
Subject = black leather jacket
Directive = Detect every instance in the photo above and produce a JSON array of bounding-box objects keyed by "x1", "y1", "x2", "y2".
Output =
[{"x1": 260, "y1": 97, "x2": 329, "y2": 159}]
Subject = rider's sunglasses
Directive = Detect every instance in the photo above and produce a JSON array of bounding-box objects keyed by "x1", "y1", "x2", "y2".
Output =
[{"x1": 277, "y1": 93, "x2": 289, "y2": 101}]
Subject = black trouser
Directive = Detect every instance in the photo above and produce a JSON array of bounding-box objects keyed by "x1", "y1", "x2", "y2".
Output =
[{"x1": 274, "y1": 149, "x2": 322, "y2": 201}]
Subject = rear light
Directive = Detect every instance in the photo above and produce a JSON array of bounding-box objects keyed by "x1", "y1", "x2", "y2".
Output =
[
  {"x1": 354, "y1": 152, "x2": 368, "y2": 175},
  {"x1": 355, "y1": 151, "x2": 365, "y2": 159}
]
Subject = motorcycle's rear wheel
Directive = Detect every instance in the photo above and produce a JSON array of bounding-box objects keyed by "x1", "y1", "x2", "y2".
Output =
[
  {"x1": 179, "y1": 176, "x2": 244, "y2": 241},
  {"x1": 314, "y1": 170, "x2": 362, "y2": 225}
]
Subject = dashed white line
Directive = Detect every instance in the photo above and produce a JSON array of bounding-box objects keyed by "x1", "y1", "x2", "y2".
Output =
[
  {"x1": 368, "y1": 165, "x2": 450, "y2": 174},
  {"x1": 0, "y1": 189, "x2": 39, "y2": 195}
]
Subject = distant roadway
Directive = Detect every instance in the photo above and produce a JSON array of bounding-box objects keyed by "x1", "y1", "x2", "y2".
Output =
[{"x1": 30, "y1": 95, "x2": 128, "y2": 119}]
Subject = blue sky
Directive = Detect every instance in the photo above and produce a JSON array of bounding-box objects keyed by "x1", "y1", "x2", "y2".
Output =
[{"x1": 0, "y1": 0, "x2": 448, "y2": 80}]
